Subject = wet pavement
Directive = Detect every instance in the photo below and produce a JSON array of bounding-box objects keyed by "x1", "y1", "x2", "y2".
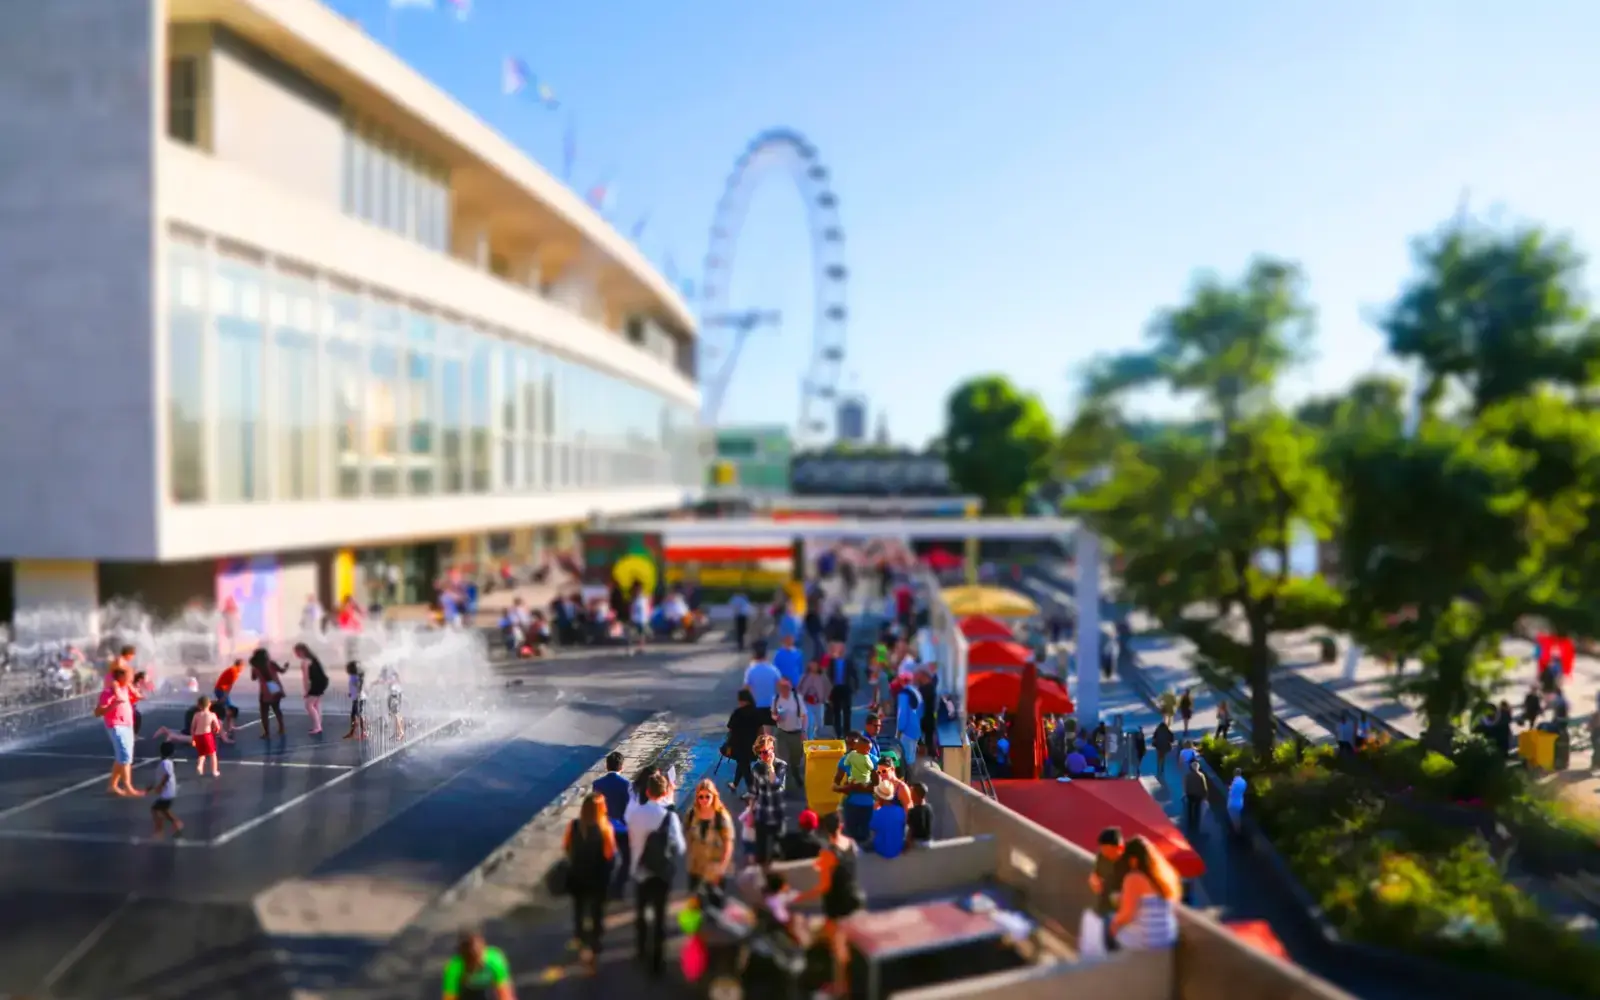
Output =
[{"x1": 0, "y1": 693, "x2": 645, "y2": 999}]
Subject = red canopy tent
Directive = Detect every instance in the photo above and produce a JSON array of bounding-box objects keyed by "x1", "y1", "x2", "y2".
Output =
[
  {"x1": 992, "y1": 778, "x2": 1206, "y2": 879},
  {"x1": 966, "y1": 639, "x2": 1033, "y2": 669},
  {"x1": 958, "y1": 615, "x2": 1015, "y2": 642},
  {"x1": 967, "y1": 670, "x2": 1072, "y2": 715}
]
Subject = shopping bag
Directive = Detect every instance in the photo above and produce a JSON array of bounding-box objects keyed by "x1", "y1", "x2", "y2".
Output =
[{"x1": 1078, "y1": 909, "x2": 1108, "y2": 961}]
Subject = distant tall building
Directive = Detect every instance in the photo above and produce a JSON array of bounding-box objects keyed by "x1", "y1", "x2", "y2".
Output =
[
  {"x1": 836, "y1": 396, "x2": 867, "y2": 443},
  {"x1": 874, "y1": 413, "x2": 891, "y2": 447}
]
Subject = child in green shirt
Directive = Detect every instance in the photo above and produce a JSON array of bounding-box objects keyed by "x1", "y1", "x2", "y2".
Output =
[{"x1": 442, "y1": 930, "x2": 512, "y2": 1000}]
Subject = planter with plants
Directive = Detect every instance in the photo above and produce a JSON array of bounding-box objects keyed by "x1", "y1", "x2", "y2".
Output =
[{"x1": 1197, "y1": 734, "x2": 1600, "y2": 997}]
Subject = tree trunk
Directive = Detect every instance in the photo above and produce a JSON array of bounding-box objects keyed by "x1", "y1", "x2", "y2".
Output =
[{"x1": 1247, "y1": 621, "x2": 1276, "y2": 758}]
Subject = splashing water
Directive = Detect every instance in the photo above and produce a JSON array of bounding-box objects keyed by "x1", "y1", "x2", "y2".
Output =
[{"x1": 0, "y1": 600, "x2": 501, "y2": 732}]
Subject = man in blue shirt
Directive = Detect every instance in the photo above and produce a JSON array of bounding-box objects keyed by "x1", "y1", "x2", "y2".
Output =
[
  {"x1": 777, "y1": 605, "x2": 804, "y2": 644},
  {"x1": 742, "y1": 640, "x2": 781, "y2": 710},
  {"x1": 772, "y1": 632, "x2": 804, "y2": 689},
  {"x1": 868, "y1": 781, "x2": 908, "y2": 858},
  {"x1": 895, "y1": 676, "x2": 924, "y2": 767}
]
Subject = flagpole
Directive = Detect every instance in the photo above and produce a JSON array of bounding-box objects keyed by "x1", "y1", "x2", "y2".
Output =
[{"x1": 386, "y1": 4, "x2": 397, "y2": 47}]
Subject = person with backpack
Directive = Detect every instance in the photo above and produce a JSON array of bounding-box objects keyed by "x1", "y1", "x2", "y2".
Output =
[{"x1": 623, "y1": 771, "x2": 685, "y2": 977}]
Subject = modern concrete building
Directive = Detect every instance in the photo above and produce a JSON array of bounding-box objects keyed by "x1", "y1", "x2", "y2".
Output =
[{"x1": 0, "y1": 0, "x2": 704, "y2": 633}]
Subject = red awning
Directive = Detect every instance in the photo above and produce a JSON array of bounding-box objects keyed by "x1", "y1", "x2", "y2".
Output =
[
  {"x1": 992, "y1": 778, "x2": 1205, "y2": 879},
  {"x1": 966, "y1": 639, "x2": 1033, "y2": 669},
  {"x1": 967, "y1": 670, "x2": 1072, "y2": 715},
  {"x1": 958, "y1": 615, "x2": 1015, "y2": 641},
  {"x1": 922, "y1": 548, "x2": 964, "y2": 571}
]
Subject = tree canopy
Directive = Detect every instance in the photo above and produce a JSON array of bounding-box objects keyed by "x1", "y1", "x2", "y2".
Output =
[
  {"x1": 942, "y1": 375, "x2": 1054, "y2": 513},
  {"x1": 1070, "y1": 215, "x2": 1600, "y2": 748},
  {"x1": 1063, "y1": 258, "x2": 1336, "y2": 753}
]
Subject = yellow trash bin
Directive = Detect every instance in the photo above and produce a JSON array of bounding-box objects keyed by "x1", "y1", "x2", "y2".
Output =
[
  {"x1": 1518, "y1": 729, "x2": 1558, "y2": 770},
  {"x1": 805, "y1": 739, "x2": 847, "y2": 815}
]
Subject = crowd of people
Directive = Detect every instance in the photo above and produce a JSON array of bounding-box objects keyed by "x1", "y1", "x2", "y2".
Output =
[
  {"x1": 89, "y1": 640, "x2": 406, "y2": 839},
  {"x1": 467, "y1": 577, "x2": 949, "y2": 996}
]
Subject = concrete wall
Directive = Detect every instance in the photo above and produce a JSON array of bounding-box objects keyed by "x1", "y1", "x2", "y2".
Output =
[
  {"x1": 0, "y1": 0, "x2": 162, "y2": 560},
  {"x1": 922, "y1": 769, "x2": 1356, "y2": 1000},
  {"x1": 897, "y1": 950, "x2": 1173, "y2": 1000},
  {"x1": 210, "y1": 28, "x2": 343, "y2": 212},
  {"x1": 11, "y1": 561, "x2": 100, "y2": 642}
]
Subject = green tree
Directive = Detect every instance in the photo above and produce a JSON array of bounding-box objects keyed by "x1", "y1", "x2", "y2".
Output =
[
  {"x1": 943, "y1": 375, "x2": 1055, "y2": 513},
  {"x1": 1329, "y1": 220, "x2": 1600, "y2": 738},
  {"x1": 1383, "y1": 220, "x2": 1600, "y2": 416},
  {"x1": 1064, "y1": 258, "x2": 1339, "y2": 754},
  {"x1": 1295, "y1": 374, "x2": 1408, "y2": 437},
  {"x1": 1332, "y1": 392, "x2": 1600, "y2": 740}
]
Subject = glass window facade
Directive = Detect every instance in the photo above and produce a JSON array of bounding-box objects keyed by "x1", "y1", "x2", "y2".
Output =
[
  {"x1": 164, "y1": 241, "x2": 705, "y2": 506},
  {"x1": 341, "y1": 116, "x2": 450, "y2": 253},
  {"x1": 167, "y1": 240, "x2": 207, "y2": 503}
]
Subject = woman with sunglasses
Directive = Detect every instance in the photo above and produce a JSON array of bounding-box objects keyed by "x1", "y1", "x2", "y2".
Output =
[{"x1": 685, "y1": 779, "x2": 736, "y2": 891}]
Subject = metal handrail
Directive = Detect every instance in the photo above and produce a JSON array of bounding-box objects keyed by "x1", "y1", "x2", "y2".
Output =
[{"x1": 970, "y1": 741, "x2": 997, "y2": 799}]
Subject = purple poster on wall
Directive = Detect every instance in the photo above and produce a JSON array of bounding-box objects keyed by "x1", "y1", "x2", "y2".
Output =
[{"x1": 215, "y1": 556, "x2": 282, "y2": 642}]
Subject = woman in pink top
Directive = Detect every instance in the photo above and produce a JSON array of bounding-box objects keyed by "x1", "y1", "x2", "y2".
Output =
[{"x1": 95, "y1": 664, "x2": 142, "y2": 797}]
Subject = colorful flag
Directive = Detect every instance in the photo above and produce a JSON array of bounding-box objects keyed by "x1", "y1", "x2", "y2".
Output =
[
  {"x1": 630, "y1": 213, "x2": 650, "y2": 241},
  {"x1": 585, "y1": 181, "x2": 615, "y2": 213},
  {"x1": 501, "y1": 57, "x2": 530, "y2": 97},
  {"x1": 502, "y1": 57, "x2": 559, "y2": 108},
  {"x1": 562, "y1": 116, "x2": 578, "y2": 184},
  {"x1": 444, "y1": 0, "x2": 471, "y2": 19}
]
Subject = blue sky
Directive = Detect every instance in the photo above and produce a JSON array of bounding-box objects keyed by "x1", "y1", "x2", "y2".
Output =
[{"x1": 339, "y1": 0, "x2": 1600, "y2": 445}]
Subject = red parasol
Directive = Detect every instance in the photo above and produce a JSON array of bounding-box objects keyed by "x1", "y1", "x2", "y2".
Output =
[
  {"x1": 966, "y1": 639, "x2": 1033, "y2": 669},
  {"x1": 958, "y1": 615, "x2": 1016, "y2": 642},
  {"x1": 967, "y1": 670, "x2": 1072, "y2": 715}
]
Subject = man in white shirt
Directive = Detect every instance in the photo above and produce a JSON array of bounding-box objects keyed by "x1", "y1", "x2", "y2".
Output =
[
  {"x1": 630, "y1": 586, "x2": 651, "y2": 656},
  {"x1": 771, "y1": 676, "x2": 807, "y2": 795},
  {"x1": 623, "y1": 772, "x2": 685, "y2": 977}
]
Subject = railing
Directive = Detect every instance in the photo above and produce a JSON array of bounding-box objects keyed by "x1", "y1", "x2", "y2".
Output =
[{"x1": 970, "y1": 743, "x2": 997, "y2": 799}]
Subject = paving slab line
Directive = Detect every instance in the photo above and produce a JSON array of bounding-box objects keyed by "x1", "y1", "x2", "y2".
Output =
[{"x1": 312, "y1": 713, "x2": 679, "y2": 998}]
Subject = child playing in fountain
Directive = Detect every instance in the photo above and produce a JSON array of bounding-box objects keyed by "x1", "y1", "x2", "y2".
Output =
[
  {"x1": 151, "y1": 695, "x2": 225, "y2": 775},
  {"x1": 146, "y1": 742, "x2": 183, "y2": 838},
  {"x1": 344, "y1": 661, "x2": 368, "y2": 741},
  {"x1": 378, "y1": 663, "x2": 405, "y2": 740}
]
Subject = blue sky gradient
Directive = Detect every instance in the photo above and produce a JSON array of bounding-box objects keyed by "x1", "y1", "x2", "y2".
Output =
[{"x1": 337, "y1": 0, "x2": 1600, "y2": 443}]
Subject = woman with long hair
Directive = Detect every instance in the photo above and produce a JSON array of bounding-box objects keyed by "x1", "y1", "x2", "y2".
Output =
[
  {"x1": 793, "y1": 810, "x2": 866, "y2": 995},
  {"x1": 293, "y1": 642, "x2": 329, "y2": 736},
  {"x1": 563, "y1": 791, "x2": 617, "y2": 973},
  {"x1": 440, "y1": 928, "x2": 513, "y2": 1000},
  {"x1": 1110, "y1": 836, "x2": 1180, "y2": 950},
  {"x1": 248, "y1": 648, "x2": 286, "y2": 739},
  {"x1": 684, "y1": 778, "x2": 735, "y2": 891}
]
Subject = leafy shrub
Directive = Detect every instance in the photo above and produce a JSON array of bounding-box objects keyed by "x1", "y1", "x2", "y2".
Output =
[{"x1": 1241, "y1": 734, "x2": 1600, "y2": 994}]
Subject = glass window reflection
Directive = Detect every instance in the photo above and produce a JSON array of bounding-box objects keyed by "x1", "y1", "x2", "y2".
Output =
[
  {"x1": 407, "y1": 308, "x2": 436, "y2": 496},
  {"x1": 214, "y1": 255, "x2": 265, "y2": 502}
]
